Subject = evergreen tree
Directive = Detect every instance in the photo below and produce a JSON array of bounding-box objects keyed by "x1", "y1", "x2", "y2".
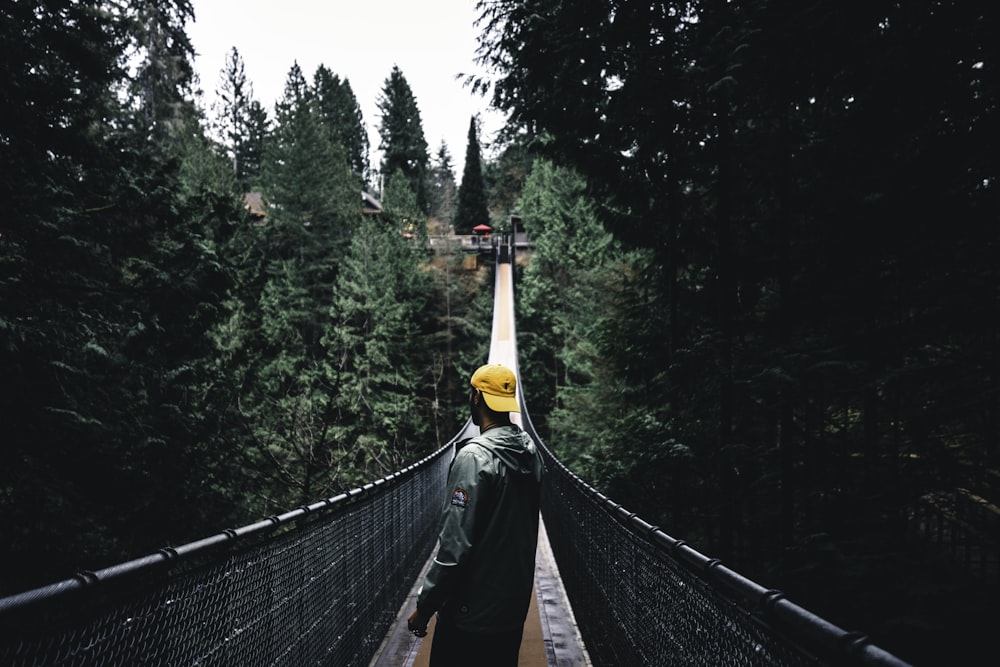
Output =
[
  {"x1": 232, "y1": 61, "x2": 363, "y2": 506},
  {"x1": 455, "y1": 116, "x2": 490, "y2": 234},
  {"x1": 0, "y1": 0, "x2": 245, "y2": 592},
  {"x1": 312, "y1": 64, "x2": 370, "y2": 184},
  {"x1": 262, "y1": 61, "x2": 357, "y2": 257},
  {"x1": 325, "y1": 213, "x2": 438, "y2": 485},
  {"x1": 382, "y1": 169, "x2": 427, "y2": 244},
  {"x1": 0, "y1": 0, "x2": 486, "y2": 598},
  {"x1": 427, "y1": 141, "x2": 458, "y2": 231},
  {"x1": 128, "y1": 0, "x2": 199, "y2": 138},
  {"x1": 241, "y1": 99, "x2": 269, "y2": 190},
  {"x1": 243, "y1": 256, "x2": 340, "y2": 504},
  {"x1": 477, "y1": 2, "x2": 1000, "y2": 663},
  {"x1": 2, "y1": 2, "x2": 127, "y2": 592},
  {"x1": 484, "y1": 135, "x2": 532, "y2": 226},
  {"x1": 80, "y1": 0, "x2": 245, "y2": 562},
  {"x1": 213, "y1": 46, "x2": 267, "y2": 191},
  {"x1": 377, "y1": 65, "x2": 430, "y2": 213},
  {"x1": 519, "y1": 159, "x2": 631, "y2": 445}
]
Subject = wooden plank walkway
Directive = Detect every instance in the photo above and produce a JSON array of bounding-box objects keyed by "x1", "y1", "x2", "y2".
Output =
[{"x1": 371, "y1": 520, "x2": 590, "y2": 666}]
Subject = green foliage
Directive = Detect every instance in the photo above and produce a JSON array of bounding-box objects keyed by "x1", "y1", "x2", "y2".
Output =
[
  {"x1": 0, "y1": 1, "x2": 484, "y2": 596},
  {"x1": 427, "y1": 141, "x2": 458, "y2": 230},
  {"x1": 484, "y1": 136, "x2": 532, "y2": 225},
  {"x1": 217, "y1": 60, "x2": 370, "y2": 509},
  {"x1": 263, "y1": 62, "x2": 359, "y2": 238},
  {"x1": 312, "y1": 64, "x2": 370, "y2": 185},
  {"x1": 485, "y1": 2, "x2": 1000, "y2": 663},
  {"x1": 382, "y1": 169, "x2": 426, "y2": 244},
  {"x1": 377, "y1": 65, "x2": 430, "y2": 213},
  {"x1": 0, "y1": 0, "x2": 249, "y2": 593},
  {"x1": 519, "y1": 159, "x2": 665, "y2": 487},
  {"x1": 212, "y1": 47, "x2": 268, "y2": 191},
  {"x1": 325, "y1": 216, "x2": 440, "y2": 485},
  {"x1": 455, "y1": 116, "x2": 490, "y2": 233},
  {"x1": 126, "y1": 0, "x2": 198, "y2": 138}
]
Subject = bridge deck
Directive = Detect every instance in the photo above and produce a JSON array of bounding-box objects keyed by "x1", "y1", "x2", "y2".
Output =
[
  {"x1": 371, "y1": 519, "x2": 590, "y2": 666},
  {"x1": 371, "y1": 248, "x2": 589, "y2": 666}
]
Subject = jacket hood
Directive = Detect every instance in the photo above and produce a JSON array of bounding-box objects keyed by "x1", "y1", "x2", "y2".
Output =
[{"x1": 476, "y1": 425, "x2": 544, "y2": 483}]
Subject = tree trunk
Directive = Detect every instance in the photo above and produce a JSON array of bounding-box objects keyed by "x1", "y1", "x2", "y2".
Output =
[{"x1": 716, "y1": 107, "x2": 737, "y2": 561}]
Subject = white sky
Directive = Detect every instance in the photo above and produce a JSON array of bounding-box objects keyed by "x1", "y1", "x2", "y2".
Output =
[{"x1": 186, "y1": 0, "x2": 505, "y2": 178}]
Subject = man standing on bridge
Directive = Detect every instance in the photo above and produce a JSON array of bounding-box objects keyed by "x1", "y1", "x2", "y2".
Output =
[{"x1": 408, "y1": 363, "x2": 545, "y2": 666}]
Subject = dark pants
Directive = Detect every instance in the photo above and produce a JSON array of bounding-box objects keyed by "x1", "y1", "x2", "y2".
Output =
[{"x1": 429, "y1": 620, "x2": 524, "y2": 667}]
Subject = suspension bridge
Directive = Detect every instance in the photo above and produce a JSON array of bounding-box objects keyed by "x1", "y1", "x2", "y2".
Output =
[{"x1": 0, "y1": 237, "x2": 912, "y2": 666}]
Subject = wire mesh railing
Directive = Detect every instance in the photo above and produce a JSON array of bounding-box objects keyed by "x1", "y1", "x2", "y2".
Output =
[
  {"x1": 521, "y1": 409, "x2": 912, "y2": 667},
  {"x1": 0, "y1": 443, "x2": 452, "y2": 667},
  {"x1": 0, "y1": 421, "x2": 916, "y2": 667}
]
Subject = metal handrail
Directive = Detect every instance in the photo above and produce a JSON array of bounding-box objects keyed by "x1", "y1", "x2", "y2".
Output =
[{"x1": 0, "y1": 441, "x2": 453, "y2": 620}]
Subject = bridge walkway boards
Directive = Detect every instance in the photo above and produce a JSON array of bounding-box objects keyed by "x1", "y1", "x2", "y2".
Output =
[{"x1": 371, "y1": 520, "x2": 590, "y2": 666}]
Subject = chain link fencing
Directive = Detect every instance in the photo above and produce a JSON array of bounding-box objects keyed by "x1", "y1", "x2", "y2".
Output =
[
  {"x1": 1, "y1": 419, "x2": 914, "y2": 667},
  {"x1": 522, "y1": 410, "x2": 912, "y2": 667},
  {"x1": 0, "y1": 444, "x2": 451, "y2": 667}
]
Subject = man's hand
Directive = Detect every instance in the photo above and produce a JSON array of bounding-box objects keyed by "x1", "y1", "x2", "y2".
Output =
[{"x1": 407, "y1": 608, "x2": 428, "y2": 638}]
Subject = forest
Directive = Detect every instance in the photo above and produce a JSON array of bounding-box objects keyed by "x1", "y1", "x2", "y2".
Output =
[{"x1": 1, "y1": 2, "x2": 998, "y2": 666}]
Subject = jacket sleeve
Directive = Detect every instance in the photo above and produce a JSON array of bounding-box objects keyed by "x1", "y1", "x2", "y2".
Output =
[{"x1": 416, "y1": 445, "x2": 491, "y2": 617}]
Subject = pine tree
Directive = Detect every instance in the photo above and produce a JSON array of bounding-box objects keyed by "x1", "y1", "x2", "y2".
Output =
[
  {"x1": 241, "y1": 99, "x2": 269, "y2": 190},
  {"x1": 232, "y1": 61, "x2": 364, "y2": 506},
  {"x1": 376, "y1": 65, "x2": 430, "y2": 213},
  {"x1": 128, "y1": 0, "x2": 198, "y2": 139},
  {"x1": 1, "y1": 3, "x2": 128, "y2": 592},
  {"x1": 86, "y1": 0, "x2": 246, "y2": 559},
  {"x1": 0, "y1": 0, "x2": 245, "y2": 591},
  {"x1": 478, "y1": 3, "x2": 1000, "y2": 662},
  {"x1": 263, "y1": 61, "x2": 357, "y2": 258},
  {"x1": 519, "y1": 159, "x2": 661, "y2": 493},
  {"x1": 427, "y1": 141, "x2": 458, "y2": 231},
  {"x1": 213, "y1": 46, "x2": 267, "y2": 191},
  {"x1": 312, "y1": 64, "x2": 370, "y2": 185},
  {"x1": 455, "y1": 116, "x2": 490, "y2": 234},
  {"x1": 325, "y1": 215, "x2": 437, "y2": 485},
  {"x1": 382, "y1": 170, "x2": 427, "y2": 243},
  {"x1": 484, "y1": 135, "x2": 532, "y2": 226}
]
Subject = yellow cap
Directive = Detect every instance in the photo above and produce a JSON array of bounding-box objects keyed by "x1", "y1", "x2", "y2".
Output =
[{"x1": 470, "y1": 364, "x2": 520, "y2": 413}]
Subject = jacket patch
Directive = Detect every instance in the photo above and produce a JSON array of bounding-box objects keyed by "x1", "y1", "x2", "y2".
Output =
[{"x1": 450, "y1": 488, "x2": 469, "y2": 508}]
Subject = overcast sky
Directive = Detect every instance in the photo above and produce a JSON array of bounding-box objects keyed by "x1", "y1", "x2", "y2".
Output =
[{"x1": 186, "y1": 0, "x2": 505, "y2": 178}]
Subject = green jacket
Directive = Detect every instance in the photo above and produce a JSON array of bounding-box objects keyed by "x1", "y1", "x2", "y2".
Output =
[{"x1": 417, "y1": 424, "x2": 546, "y2": 633}]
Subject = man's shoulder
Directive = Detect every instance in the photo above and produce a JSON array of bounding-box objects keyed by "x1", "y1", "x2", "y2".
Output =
[
  {"x1": 457, "y1": 435, "x2": 492, "y2": 451},
  {"x1": 454, "y1": 437, "x2": 492, "y2": 461},
  {"x1": 457, "y1": 426, "x2": 514, "y2": 452}
]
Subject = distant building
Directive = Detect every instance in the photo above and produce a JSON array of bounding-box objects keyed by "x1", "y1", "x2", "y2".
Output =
[
  {"x1": 243, "y1": 191, "x2": 383, "y2": 223},
  {"x1": 244, "y1": 192, "x2": 268, "y2": 224}
]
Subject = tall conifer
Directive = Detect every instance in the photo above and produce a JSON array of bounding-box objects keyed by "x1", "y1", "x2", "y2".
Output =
[
  {"x1": 214, "y1": 47, "x2": 267, "y2": 191},
  {"x1": 0, "y1": 0, "x2": 244, "y2": 591},
  {"x1": 236, "y1": 61, "x2": 363, "y2": 506},
  {"x1": 312, "y1": 65, "x2": 370, "y2": 185},
  {"x1": 263, "y1": 61, "x2": 357, "y2": 259},
  {"x1": 428, "y1": 141, "x2": 458, "y2": 230},
  {"x1": 455, "y1": 116, "x2": 489, "y2": 234},
  {"x1": 376, "y1": 66, "x2": 430, "y2": 213},
  {"x1": 326, "y1": 214, "x2": 436, "y2": 484}
]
